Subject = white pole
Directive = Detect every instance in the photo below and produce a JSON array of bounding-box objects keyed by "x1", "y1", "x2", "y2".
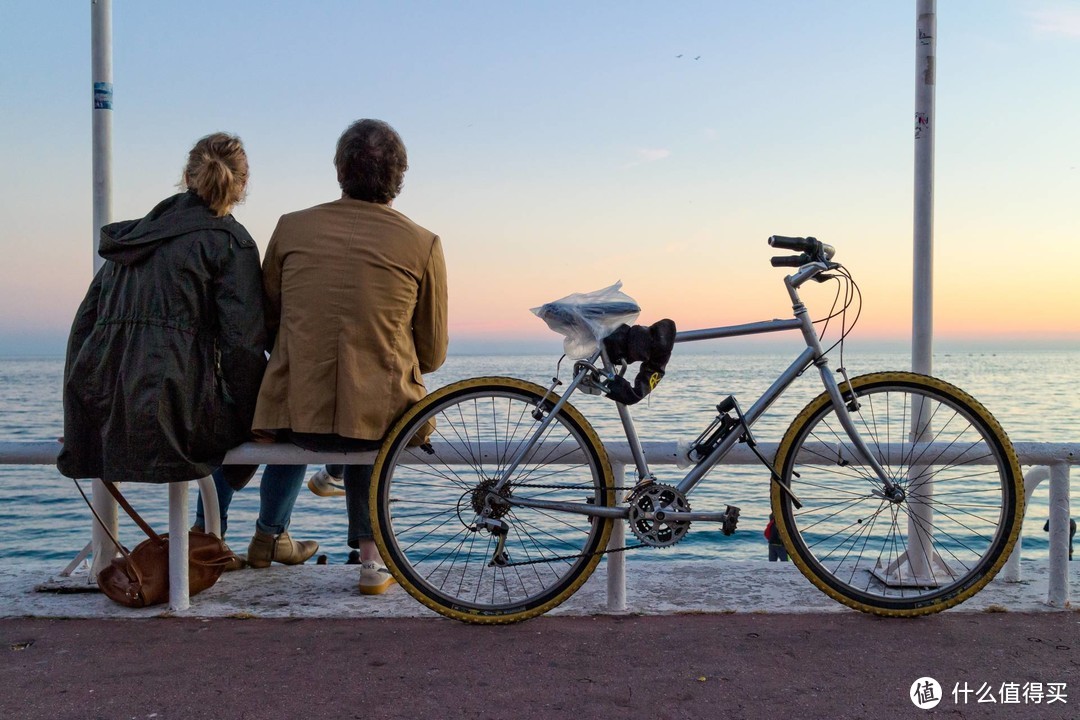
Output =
[
  {"x1": 89, "y1": 0, "x2": 117, "y2": 579},
  {"x1": 168, "y1": 480, "x2": 191, "y2": 611},
  {"x1": 906, "y1": 0, "x2": 937, "y2": 580},
  {"x1": 913, "y1": 0, "x2": 936, "y2": 374},
  {"x1": 606, "y1": 464, "x2": 627, "y2": 612},
  {"x1": 1046, "y1": 463, "x2": 1071, "y2": 607},
  {"x1": 91, "y1": 0, "x2": 112, "y2": 264}
]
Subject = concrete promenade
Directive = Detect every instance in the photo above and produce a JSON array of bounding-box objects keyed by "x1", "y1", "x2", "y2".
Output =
[
  {"x1": 2, "y1": 558, "x2": 1077, "y2": 620},
  {"x1": 1, "y1": 560, "x2": 1077, "y2": 719}
]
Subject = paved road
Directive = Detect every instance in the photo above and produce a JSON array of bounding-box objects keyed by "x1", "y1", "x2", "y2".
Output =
[{"x1": 3, "y1": 612, "x2": 1078, "y2": 720}]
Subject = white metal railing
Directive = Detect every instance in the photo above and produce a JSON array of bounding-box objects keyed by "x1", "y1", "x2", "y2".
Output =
[{"x1": 0, "y1": 440, "x2": 1074, "y2": 612}]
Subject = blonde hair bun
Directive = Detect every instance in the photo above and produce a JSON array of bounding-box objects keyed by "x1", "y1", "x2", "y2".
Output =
[{"x1": 183, "y1": 132, "x2": 248, "y2": 216}]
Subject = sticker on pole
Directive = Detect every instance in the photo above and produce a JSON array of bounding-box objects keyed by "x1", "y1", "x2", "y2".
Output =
[{"x1": 93, "y1": 82, "x2": 113, "y2": 110}]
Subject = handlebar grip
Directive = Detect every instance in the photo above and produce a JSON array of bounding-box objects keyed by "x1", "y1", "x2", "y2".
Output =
[
  {"x1": 771, "y1": 255, "x2": 807, "y2": 267},
  {"x1": 768, "y1": 235, "x2": 811, "y2": 251},
  {"x1": 769, "y1": 235, "x2": 836, "y2": 262}
]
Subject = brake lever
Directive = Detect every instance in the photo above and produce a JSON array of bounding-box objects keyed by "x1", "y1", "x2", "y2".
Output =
[{"x1": 812, "y1": 262, "x2": 844, "y2": 282}]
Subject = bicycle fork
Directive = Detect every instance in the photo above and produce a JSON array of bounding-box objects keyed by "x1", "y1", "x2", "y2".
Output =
[{"x1": 816, "y1": 364, "x2": 904, "y2": 501}]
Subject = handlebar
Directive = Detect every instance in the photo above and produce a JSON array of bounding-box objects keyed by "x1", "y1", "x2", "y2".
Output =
[{"x1": 768, "y1": 235, "x2": 836, "y2": 267}]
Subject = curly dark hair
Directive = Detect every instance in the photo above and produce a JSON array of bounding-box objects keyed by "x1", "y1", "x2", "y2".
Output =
[{"x1": 334, "y1": 119, "x2": 408, "y2": 203}]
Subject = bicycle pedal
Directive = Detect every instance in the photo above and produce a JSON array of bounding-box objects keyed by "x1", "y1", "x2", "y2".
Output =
[{"x1": 721, "y1": 505, "x2": 741, "y2": 535}]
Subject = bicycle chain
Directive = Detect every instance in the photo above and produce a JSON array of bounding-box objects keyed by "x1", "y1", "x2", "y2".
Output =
[{"x1": 495, "y1": 541, "x2": 647, "y2": 568}]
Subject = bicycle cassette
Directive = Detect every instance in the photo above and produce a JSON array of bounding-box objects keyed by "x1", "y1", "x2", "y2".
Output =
[{"x1": 626, "y1": 483, "x2": 691, "y2": 548}]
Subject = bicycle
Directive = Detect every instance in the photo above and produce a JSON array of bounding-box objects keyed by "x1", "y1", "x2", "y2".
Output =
[{"x1": 370, "y1": 236, "x2": 1024, "y2": 623}]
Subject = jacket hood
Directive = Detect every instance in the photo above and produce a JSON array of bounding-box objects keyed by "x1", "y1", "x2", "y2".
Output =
[{"x1": 99, "y1": 191, "x2": 243, "y2": 266}]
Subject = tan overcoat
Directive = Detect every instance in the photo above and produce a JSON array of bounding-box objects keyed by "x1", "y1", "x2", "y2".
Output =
[{"x1": 252, "y1": 197, "x2": 448, "y2": 440}]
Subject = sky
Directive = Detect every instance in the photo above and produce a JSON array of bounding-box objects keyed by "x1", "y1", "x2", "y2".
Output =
[{"x1": 1, "y1": 1, "x2": 1078, "y2": 356}]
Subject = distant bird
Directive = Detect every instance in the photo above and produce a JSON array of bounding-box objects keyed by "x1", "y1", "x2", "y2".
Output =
[
  {"x1": 676, "y1": 54, "x2": 683, "y2": 58},
  {"x1": 694, "y1": 55, "x2": 701, "y2": 60}
]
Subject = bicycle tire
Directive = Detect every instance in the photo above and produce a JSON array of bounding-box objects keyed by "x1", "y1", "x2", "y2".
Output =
[
  {"x1": 771, "y1": 372, "x2": 1023, "y2": 616},
  {"x1": 371, "y1": 377, "x2": 615, "y2": 624}
]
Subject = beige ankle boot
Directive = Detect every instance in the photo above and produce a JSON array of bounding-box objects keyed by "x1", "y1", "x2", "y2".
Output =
[
  {"x1": 272, "y1": 531, "x2": 319, "y2": 565},
  {"x1": 247, "y1": 530, "x2": 319, "y2": 568}
]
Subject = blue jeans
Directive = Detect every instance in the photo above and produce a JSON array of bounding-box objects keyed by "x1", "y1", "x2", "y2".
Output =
[
  {"x1": 285, "y1": 462, "x2": 374, "y2": 545},
  {"x1": 303, "y1": 464, "x2": 372, "y2": 546},
  {"x1": 195, "y1": 464, "x2": 307, "y2": 537},
  {"x1": 286, "y1": 432, "x2": 379, "y2": 546},
  {"x1": 342, "y1": 465, "x2": 374, "y2": 547},
  {"x1": 196, "y1": 462, "x2": 374, "y2": 543}
]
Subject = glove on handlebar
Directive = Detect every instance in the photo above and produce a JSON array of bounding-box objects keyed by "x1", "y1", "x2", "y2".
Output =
[{"x1": 602, "y1": 319, "x2": 676, "y2": 405}]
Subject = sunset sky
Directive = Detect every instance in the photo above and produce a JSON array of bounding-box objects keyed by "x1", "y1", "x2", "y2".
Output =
[{"x1": 1, "y1": 1, "x2": 1078, "y2": 356}]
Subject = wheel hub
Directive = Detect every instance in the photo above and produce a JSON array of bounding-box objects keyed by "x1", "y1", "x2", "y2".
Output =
[{"x1": 469, "y1": 477, "x2": 512, "y2": 519}]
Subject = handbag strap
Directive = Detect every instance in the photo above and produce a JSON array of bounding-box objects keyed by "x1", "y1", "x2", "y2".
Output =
[
  {"x1": 73, "y1": 479, "x2": 164, "y2": 550},
  {"x1": 73, "y1": 478, "x2": 132, "y2": 560},
  {"x1": 98, "y1": 480, "x2": 164, "y2": 543}
]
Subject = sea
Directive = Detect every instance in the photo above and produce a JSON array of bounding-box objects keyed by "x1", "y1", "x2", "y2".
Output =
[{"x1": 1, "y1": 349, "x2": 1077, "y2": 568}]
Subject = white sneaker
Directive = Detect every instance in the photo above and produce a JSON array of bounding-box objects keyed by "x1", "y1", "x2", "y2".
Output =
[
  {"x1": 358, "y1": 561, "x2": 396, "y2": 595},
  {"x1": 307, "y1": 468, "x2": 345, "y2": 497}
]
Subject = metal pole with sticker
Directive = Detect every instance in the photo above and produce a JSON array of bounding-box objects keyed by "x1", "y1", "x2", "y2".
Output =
[{"x1": 89, "y1": 0, "x2": 118, "y2": 579}]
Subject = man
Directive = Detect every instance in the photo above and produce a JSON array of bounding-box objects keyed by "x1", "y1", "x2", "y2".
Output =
[{"x1": 250, "y1": 119, "x2": 448, "y2": 594}]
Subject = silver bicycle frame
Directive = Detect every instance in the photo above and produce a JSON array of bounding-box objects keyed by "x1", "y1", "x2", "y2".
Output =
[{"x1": 498, "y1": 261, "x2": 895, "y2": 514}]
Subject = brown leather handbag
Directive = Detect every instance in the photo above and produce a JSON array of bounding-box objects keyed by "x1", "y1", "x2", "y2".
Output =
[{"x1": 76, "y1": 480, "x2": 238, "y2": 608}]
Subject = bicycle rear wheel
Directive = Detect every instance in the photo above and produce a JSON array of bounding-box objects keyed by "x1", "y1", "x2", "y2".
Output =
[
  {"x1": 371, "y1": 377, "x2": 615, "y2": 623},
  {"x1": 771, "y1": 372, "x2": 1023, "y2": 616}
]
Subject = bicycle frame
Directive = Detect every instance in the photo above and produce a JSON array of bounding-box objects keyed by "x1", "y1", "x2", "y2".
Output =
[{"x1": 495, "y1": 261, "x2": 896, "y2": 520}]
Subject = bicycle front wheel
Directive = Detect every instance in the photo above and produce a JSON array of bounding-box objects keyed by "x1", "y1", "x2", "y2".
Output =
[
  {"x1": 772, "y1": 372, "x2": 1023, "y2": 616},
  {"x1": 371, "y1": 377, "x2": 615, "y2": 624}
]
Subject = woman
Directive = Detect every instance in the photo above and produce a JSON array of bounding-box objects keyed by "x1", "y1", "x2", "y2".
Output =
[{"x1": 59, "y1": 133, "x2": 267, "y2": 489}]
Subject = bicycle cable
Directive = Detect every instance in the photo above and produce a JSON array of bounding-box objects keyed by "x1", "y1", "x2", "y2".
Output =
[{"x1": 811, "y1": 265, "x2": 862, "y2": 363}]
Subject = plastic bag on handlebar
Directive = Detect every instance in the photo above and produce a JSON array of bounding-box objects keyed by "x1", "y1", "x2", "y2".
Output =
[{"x1": 531, "y1": 281, "x2": 641, "y2": 360}]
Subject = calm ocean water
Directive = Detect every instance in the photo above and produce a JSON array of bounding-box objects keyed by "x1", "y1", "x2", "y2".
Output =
[{"x1": 1, "y1": 349, "x2": 1077, "y2": 567}]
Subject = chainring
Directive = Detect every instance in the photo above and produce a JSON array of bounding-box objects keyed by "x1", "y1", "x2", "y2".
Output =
[{"x1": 626, "y1": 483, "x2": 691, "y2": 548}]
